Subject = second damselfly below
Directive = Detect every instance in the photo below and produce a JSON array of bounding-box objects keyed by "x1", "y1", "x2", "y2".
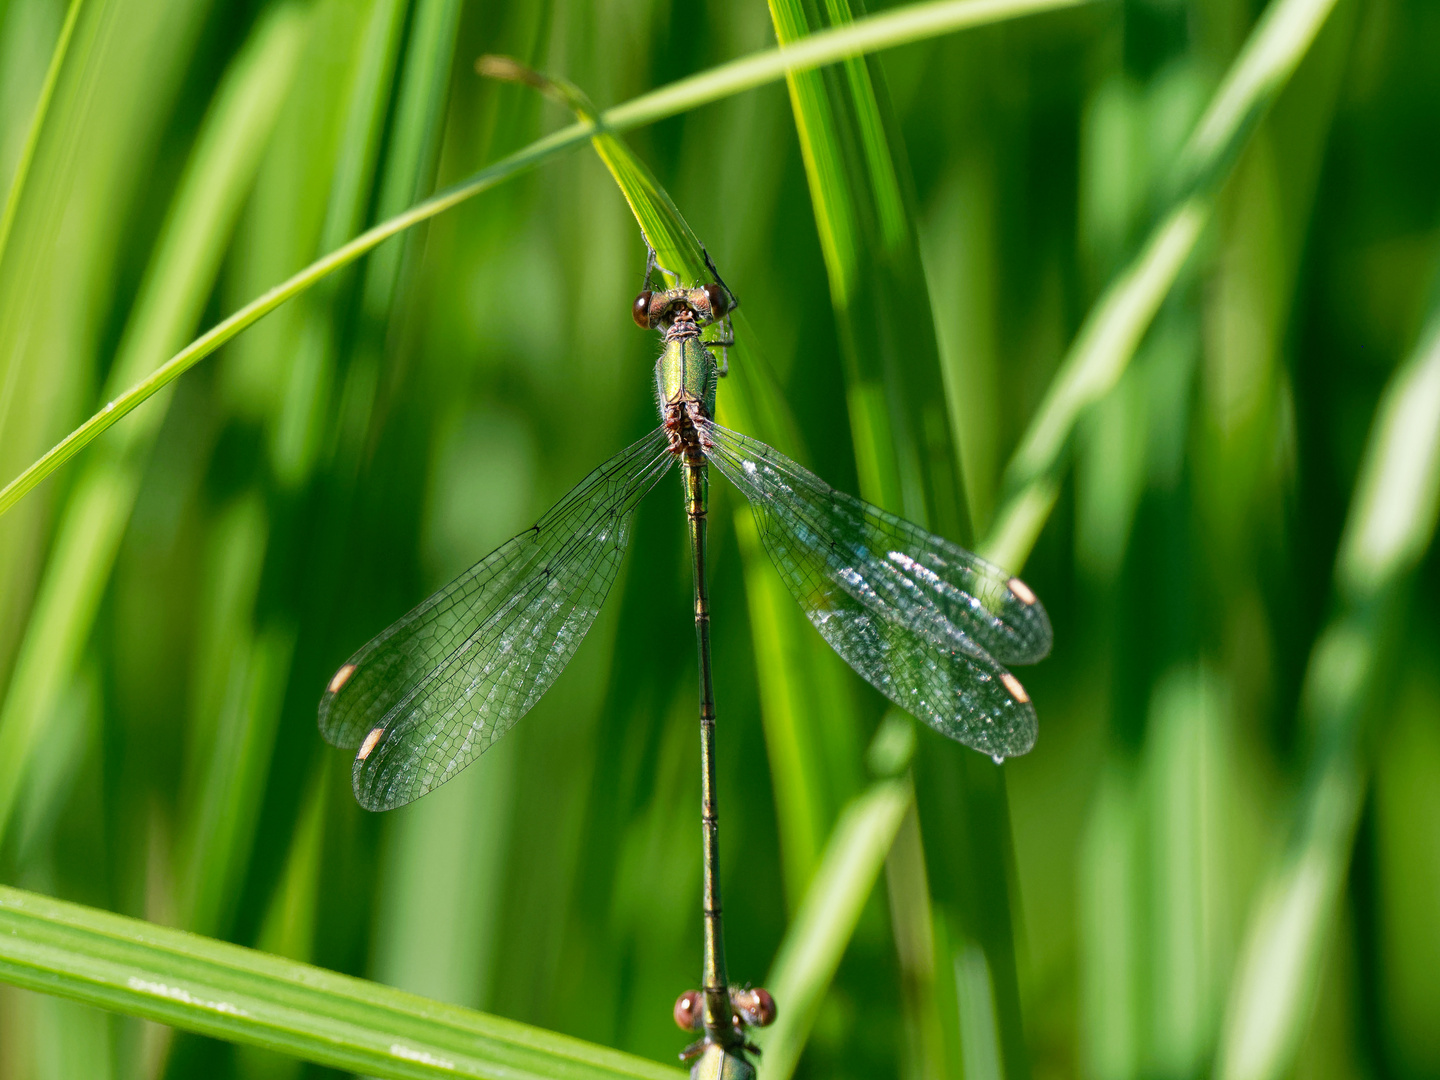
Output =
[{"x1": 319, "y1": 246, "x2": 1051, "y2": 1076}]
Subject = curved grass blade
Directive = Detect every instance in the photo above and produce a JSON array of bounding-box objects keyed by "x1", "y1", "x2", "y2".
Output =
[
  {"x1": 701, "y1": 419, "x2": 1049, "y2": 760},
  {"x1": 766, "y1": 1, "x2": 1035, "y2": 1072},
  {"x1": 766, "y1": 0, "x2": 963, "y2": 537},
  {"x1": 321, "y1": 426, "x2": 674, "y2": 810},
  {"x1": 984, "y1": 0, "x2": 1345, "y2": 569},
  {"x1": 752, "y1": 776, "x2": 914, "y2": 1080},
  {"x1": 0, "y1": 0, "x2": 1090, "y2": 521},
  {"x1": 0, "y1": 885, "x2": 679, "y2": 1080},
  {"x1": 0, "y1": 0, "x2": 307, "y2": 855},
  {"x1": 0, "y1": 0, "x2": 85, "y2": 272},
  {"x1": 1216, "y1": 294, "x2": 1440, "y2": 1080}
]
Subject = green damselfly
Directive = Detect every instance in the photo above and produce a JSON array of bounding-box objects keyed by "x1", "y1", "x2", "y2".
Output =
[{"x1": 319, "y1": 247, "x2": 1051, "y2": 1076}]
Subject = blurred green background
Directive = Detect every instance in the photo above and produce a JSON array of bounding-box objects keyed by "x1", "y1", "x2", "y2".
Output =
[{"x1": 0, "y1": 0, "x2": 1437, "y2": 1077}]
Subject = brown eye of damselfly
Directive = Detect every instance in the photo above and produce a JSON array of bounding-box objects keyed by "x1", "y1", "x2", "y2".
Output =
[
  {"x1": 632, "y1": 291, "x2": 653, "y2": 328},
  {"x1": 702, "y1": 284, "x2": 731, "y2": 320}
]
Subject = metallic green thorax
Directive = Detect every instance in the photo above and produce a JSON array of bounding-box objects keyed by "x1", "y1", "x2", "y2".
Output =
[
  {"x1": 657, "y1": 333, "x2": 718, "y2": 420},
  {"x1": 643, "y1": 285, "x2": 726, "y2": 425}
]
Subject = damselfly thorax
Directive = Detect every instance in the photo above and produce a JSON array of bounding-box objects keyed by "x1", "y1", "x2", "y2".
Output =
[{"x1": 633, "y1": 252, "x2": 736, "y2": 458}]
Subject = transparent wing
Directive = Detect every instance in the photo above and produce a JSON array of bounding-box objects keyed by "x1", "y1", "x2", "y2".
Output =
[
  {"x1": 700, "y1": 419, "x2": 1050, "y2": 759},
  {"x1": 319, "y1": 425, "x2": 675, "y2": 809}
]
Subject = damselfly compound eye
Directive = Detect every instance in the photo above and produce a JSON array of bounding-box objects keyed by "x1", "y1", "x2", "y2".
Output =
[
  {"x1": 731, "y1": 986, "x2": 776, "y2": 1027},
  {"x1": 702, "y1": 283, "x2": 731, "y2": 319},
  {"x1": 632, "y1": 291, "x2": 654, "y2": 328},
  {"x1": 673, "y1": 990, "x2": 703, "y2": 1031}
]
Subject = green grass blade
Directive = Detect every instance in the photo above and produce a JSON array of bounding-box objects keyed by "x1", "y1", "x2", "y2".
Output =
[
  {"x1": 602, "y1": 0, "x2": 1092, "y2": 136},
  {"x1": 984, "y1": 198, "x2": 1207, "y2": 566},
  {"x1": 752, "y1": 778, "x2": 914, "y2": 1080},
  {"x1": 734, "y1": 506, "x2": 844, "y2": 901},
  {"x1": 0, "y1": 0, "x2": 1089, "y2": 520},
  {"x1": 357, "y1": 0, "x2": 462, "y2": 319},
  {"x1": 0, "y1": 885, "x2": 680, "y2": 1080},
  {"x1": 179, "y1": 619, "x2": 296, "y2": 938},
  {"x1": 767, "y1": 1, "x2": 1019, "y2": 1074},
  {"x1": 321, "y1": 0, "x2": 409, "y2": 251},
  {"x1": 233, "y1": 0, "x2": 405, "y2": 482},
  {"x1": 0, "y1": 2, "x2": 306, "y2": 846},
  {"x1": 0, "y1": 125, "x2": 576, "y2": 518},
  {"x1": 0, "y1": 0, "x2": 84, "y2": 272},
  {"x1": 1214, "y1": 299, "x2": 1440, "y2": 1080},
  {"x1": 981, "y1": 0, "x2": 1342, "y2": 569},
  {"x1": 767, "y1": 0, "x2": 965, "y2": 534},
  {"x1": 885, "y1": 797, "x2": 949, "y2": 1080},
  {"x1": 1335, "y1": 316, "x2": 1440, "y2": 601},
  {"x1": 359, "y1": 0, "x2": 505, "y2": 1013}
]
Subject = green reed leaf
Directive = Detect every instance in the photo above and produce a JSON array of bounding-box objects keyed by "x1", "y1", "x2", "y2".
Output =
[
  {"x1": 0, "y1": 885, "x2": 680, "y2": 1080},
  {"x1": 752, "y1": 778, "x2": 913, "y2": 1080},
  {"x1": 1216, "y1": 296, "x2": 1440, "y2": 1080},
  {"x1": 0, "y1": 0, "x2": 1089, "y2": 519},
  {"x1": 0, "y1": 0, "x2": 85, "y2": 273},
  {"x1": 982, "y1": 0, "x2": 1343, "y2": 568}
]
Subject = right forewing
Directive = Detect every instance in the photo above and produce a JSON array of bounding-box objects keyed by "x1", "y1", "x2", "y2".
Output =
[{"x1": 701, "y1": 420, "x2": 1047, "y2": 759}]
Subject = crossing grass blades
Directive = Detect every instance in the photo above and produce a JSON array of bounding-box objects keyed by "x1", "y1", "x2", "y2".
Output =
[{"x1": 318, "y1": 247, "x2": 1052, "y2": 1077}]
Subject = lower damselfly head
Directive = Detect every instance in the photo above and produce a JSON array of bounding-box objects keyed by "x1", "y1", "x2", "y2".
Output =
[
  {"x1": 633, "y1": 283, "x2": 735, "y2": 331},
  {"x1": 674, "y1": 986, "x2": 777, "y2": 1034}
]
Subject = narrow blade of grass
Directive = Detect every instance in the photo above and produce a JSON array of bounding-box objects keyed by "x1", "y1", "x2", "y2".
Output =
[
  {"x1": 982, "y1": 0, "x2": 1343, "y2": 569},
  {"x1": 767, "y1": 0, "x2": 965, "y2": 536},
  {"x1": 1215, "y1": 299, "x2": 1440, "y2": 1080},
  {"x1": 767, "y1": 1, "x2": 1020, "y2": 1074},
  {"x1": 0, "y1": 885, "x2": 680, "y2": 1080},
  {"x1": 0, "y1": 0, "x2": 84, "y2": 271},
  {"x1": 0, "y1": 1, "x2": 306, "y2": 846},
  {"x1": 752, "y1": 778, "x2": 914, "y2": 1080},
  {"x1": 0, "y1": 0, "x2": 1092, "y2": 520}
]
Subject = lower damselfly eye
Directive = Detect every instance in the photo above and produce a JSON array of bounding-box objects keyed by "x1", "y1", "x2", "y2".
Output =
[
  {"x1": 702, "y1": 283, "x2": 732, "y2": 319},
  {"x1": 673, "y1": 990, "x2": 703, "y2": 1031},
  {"x1": 730, "y1": 986, "x2": 776, "y2": 1028},
  {"x1": 632, "y1": 291, "x2": 654, "y2": 328}
]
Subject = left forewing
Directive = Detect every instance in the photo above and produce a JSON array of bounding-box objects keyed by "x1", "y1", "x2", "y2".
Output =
[{"x1": 328, "y1": 426, "x2": 674, "y2": 810}]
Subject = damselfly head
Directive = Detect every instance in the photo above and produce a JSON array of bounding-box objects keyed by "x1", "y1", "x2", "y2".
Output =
[{"x1": 632, "y1": 285, "x2": 733, "y2": 331}]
